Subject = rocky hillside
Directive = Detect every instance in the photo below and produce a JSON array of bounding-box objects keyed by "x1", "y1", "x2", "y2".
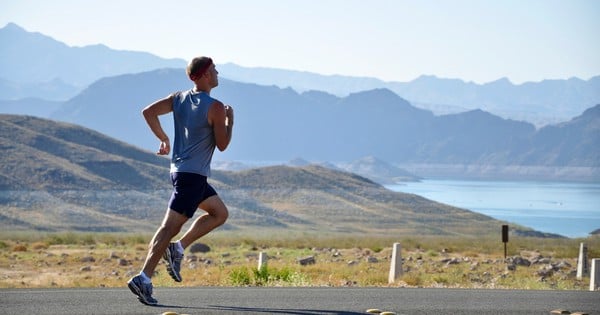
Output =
[{"x1": 0, "y1": 114, "x2": 557, "y2": 237}]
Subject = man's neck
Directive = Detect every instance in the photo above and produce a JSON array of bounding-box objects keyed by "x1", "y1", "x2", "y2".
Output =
[{"x1": 193, "y1": 84, "x2": 211, "y2": 94}]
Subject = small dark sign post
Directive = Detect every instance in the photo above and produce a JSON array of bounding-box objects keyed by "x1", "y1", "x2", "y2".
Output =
[{"x1": 502, "y1": 225, "x2": 509, "y2": 259}]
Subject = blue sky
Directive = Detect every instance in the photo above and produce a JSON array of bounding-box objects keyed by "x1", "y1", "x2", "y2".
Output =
[{"x1": 2, "y1": 0, "x2": 599, "y2": 84}]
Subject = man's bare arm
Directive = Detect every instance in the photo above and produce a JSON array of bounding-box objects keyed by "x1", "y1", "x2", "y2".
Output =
[
  {"x1": 142, "y1": 95, "x2": 174, "y2": 155},
  {"x1": 209, "y1": 101, "x2": 234, "y2": 152}
]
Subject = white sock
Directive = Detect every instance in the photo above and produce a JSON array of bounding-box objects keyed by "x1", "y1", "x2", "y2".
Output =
[
  {"x1": 139, "y1": 271, "x2": 152, "y2": 283},
  {"x1": 176, "y1": 240, "x2": 184, "y2": 254}
]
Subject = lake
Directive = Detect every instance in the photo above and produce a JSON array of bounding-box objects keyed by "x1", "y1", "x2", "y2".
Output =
[{"x1": 385, "y1": 180, "x2": 600, "y2": 238}]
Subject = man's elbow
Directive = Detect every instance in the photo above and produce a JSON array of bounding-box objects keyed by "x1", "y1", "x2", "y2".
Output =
[
  {"x1": 216, "y1": 138, "x2": 231, "y2": 151},
  {"x1": 216, "y1": 143, "x2": 229, "y2": 152},
  {"x1": 141, "y1": 107, "x2": 152, "y2": 119},
  {"x1": 142, "y1": 104, "x2": 164, "y2": 120}
]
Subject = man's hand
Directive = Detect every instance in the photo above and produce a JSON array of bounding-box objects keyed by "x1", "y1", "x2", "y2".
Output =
[
  {"x1": 157, "y1": 138, "x2": 170, "y2": 155},
  {"x1": 225, "y1": 105, "x2": 234, "y2": 127}
]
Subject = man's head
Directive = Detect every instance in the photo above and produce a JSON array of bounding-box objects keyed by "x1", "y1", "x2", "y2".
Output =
[{"x1": 187, "y1": 56, "x2": 214, "y2": 81}]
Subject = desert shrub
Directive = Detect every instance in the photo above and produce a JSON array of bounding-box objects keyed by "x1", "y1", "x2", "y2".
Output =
[
  {"x1": 432, "y1": 275, "x2": 449, "y2": 284},
  {"x1": 401, "y1": 273, "x2": 422, "y2": 286},
  {"x1": 371, "y1": 246, "x2": 384, "y2": 253},
  {"x1": 12, "y1": 244, "x2": 27, "y2": 252},
  {"x1": 47, "y1": 233, "x2": 79, "y2": 245},
  {"x1": 31, "y1": 242, "x2": 49, "y2": 250}
]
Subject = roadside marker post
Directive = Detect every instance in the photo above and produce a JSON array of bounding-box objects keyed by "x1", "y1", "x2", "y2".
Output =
[
  {"x1": 590, "y1": 258, "x2": 600, "y2": 291},
  {"x1": 388, "y1": 243, "x2": 403, "y2": 284},
  {"x1": 258, "y1": 252, "x2": 267, "y2": 270},
  {"x1": 502, "y1": 225, "x2": 509, "y2": 259},
  {"x1": 577, "y1": 242, "x2": 588, "y2": 279}
]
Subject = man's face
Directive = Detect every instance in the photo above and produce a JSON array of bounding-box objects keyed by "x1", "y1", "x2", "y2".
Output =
[{"x1": 208, "y1": 64, "x2": 219, "y2": 87}]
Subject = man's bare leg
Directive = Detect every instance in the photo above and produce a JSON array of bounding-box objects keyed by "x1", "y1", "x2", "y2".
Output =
[
  {"x1": 179, "y1": 195, "x2": 229, "y2": 249},
  {"x1": 128, "y1": 209, "x2": 187, "y2": 304},
  {"x1": 141, "y1": 209, "x2": 188, "y2": 278}
]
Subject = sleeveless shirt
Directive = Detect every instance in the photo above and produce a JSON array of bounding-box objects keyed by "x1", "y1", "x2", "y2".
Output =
[{"x1": 170, "y1": 89, "x2": 216, "y2": 176}]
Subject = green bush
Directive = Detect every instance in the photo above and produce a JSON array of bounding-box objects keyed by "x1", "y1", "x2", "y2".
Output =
[
  {"x1": 229, "y1": 267, "x2": 251, "y2": 286},
  {"x1": 253, "y1": 266, "x2": 270, "y2": 285},
  {"x1": 229, "y1": 265, "x2": 305, "y2": 286}
]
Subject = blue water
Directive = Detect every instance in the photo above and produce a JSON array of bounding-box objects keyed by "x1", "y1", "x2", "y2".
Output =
[{"x1": 385, "y1": 180, "x2": 600, "y2": 238}]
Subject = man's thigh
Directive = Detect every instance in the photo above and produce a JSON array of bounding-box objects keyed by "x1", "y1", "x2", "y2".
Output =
[{"x1": 198, "y1": 195, "x2": 227, "y2": 216}]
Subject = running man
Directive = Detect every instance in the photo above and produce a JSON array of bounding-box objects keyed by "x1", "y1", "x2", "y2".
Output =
[{"x1": 128, "y1": 56, "x2": 233, "y2": 305}]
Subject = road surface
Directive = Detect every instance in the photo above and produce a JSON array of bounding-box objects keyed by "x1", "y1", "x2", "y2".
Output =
[{"x1": 1, "y1": 287, "x2": 598, "y2": 314}]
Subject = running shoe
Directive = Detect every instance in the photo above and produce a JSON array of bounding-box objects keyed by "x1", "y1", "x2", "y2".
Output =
[
  {"x1": 127, "y1": 275, "x2": 158, "y2": 305},
  {"x1": 163, "y1": 242, "x2": 183, "y2": 282}
]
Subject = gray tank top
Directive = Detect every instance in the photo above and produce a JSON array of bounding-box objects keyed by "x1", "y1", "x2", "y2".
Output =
[{"x1": 170, "y1": 89, "x2": 216, "y2": 176}]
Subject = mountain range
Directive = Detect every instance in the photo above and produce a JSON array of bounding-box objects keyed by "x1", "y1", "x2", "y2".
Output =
[
  {"x1": 0, "y1": 23, "x2": 184, "y2": 100},
  {"x1": 0, "y1": 114, "x2": 557, "y2": 237},
  {"x1": 63, "y1": 71, "x2": 600, "y2": 177},
  {"x1": 2, "y1": 22, "x2": 600, "y2": 126},
  {"x1": 1, "y1": 22, "x2": 598, "y2": 182},
  {"x1": 2, "y1": 69, "x2": 599, "y2": 182},
  {"x1": 218, "y1": 63, "x2": 600, "y2": 126}
]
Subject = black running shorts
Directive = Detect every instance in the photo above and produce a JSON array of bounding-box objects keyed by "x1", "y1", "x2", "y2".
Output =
[{"x1": 168, "y1": 172, "x2": 217, "y2": 218}]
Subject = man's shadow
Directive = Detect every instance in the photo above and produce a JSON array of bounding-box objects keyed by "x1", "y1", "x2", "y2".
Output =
[{"x1": 155, "y1": 303, "x2": 366, "y2": 314}]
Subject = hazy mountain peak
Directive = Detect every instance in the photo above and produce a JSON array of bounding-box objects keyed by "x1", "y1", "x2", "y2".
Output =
[
  {"x1": 346, "y1": 88, "x2": 404, "y2": 101},
  {"x1": 411, "y1": 74, "x2": 467, "y2": 84},
  {"x1": 412, "y1": 74, "x2": 441, "y2": 81},
  {"x1": 485, "y1": 77, "x2": 513, "y2": 86},
  {"x1": 0, "y1": 22, "x2": 185, "y2": 87},
  {"x1": 0, "y1": 22, "x2": 68, "y2": 53},
  {"x1": 2, "y1": 22, "x2": 25, "y2": 32},
  {"x1": 576, "y1": 104, "x2": 600, "y2": 125},
  {"x1": 583, "y1": 104, "x2": 600, "y2": 116},
  {"x1": 342, "y1": 88, "x2": 417, "y2": 112}
]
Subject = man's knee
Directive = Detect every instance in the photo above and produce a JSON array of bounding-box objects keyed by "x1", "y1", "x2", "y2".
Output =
[
  {"x1": 159, "y1": 210, "x2": 188, "y2": 236},
  {"x1": 200, "y1": 196, "x2": 229, "y2": 225},
  {"x1": 214, "y1": 205, "x2": 229, "y2": 226},
  {"x1": 160, "y1": 222, "x2": 183, "y2": 236}
]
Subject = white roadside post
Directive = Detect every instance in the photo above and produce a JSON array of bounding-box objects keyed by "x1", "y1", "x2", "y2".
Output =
[
  {"x1": 388, "y1": 243, "x2": 403, "y2": 284},
  {"x1": 590, "y1": 259, "x2": 600, "y2": 291},
  {"x1": 577, "y1": 242, "x2": 588, "y2": 279},
  {"x1": 258, "y1": 252, "x2": 267, "y2": 270}
]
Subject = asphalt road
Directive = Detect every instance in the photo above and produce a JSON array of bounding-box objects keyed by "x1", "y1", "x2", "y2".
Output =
[{"x1": 1, "y1": 287, "x2": 598, "y2": 315}]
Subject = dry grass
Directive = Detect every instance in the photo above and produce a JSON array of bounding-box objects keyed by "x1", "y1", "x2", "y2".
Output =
[{"x1": 0, "y1": 232, "x2": 598, "y2": 290}]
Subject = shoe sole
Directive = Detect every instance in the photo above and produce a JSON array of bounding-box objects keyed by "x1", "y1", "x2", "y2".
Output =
[
  {"x1": 127, "y1": 280, "x2": 158, "y2": 306},
  {"x1": 163, "y1": 247, "x2": 182, "y2": 282}
]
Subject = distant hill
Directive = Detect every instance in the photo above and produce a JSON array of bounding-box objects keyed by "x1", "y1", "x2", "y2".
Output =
[
  {"x1": 0, "y1": 98, "x2": 63, "y2": 117},
  {"x1": 0, "y1": 114, "x2": 171, "y2": 231},
  {"x1": 1, "y1": 114, "x2": 558, "y2": 237},
  {"x1": 0, "y1": 23, "x2": 185, "y2": 100},
  {"x1": 336, "y1": 156, "x2": 421, "y2": 184},
  {"x1": 0, "y1": 77, "x2": 80, "y2": 101},
  {"x1": 0, "y1": 114, "x2": 169, "y2": 190}
]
